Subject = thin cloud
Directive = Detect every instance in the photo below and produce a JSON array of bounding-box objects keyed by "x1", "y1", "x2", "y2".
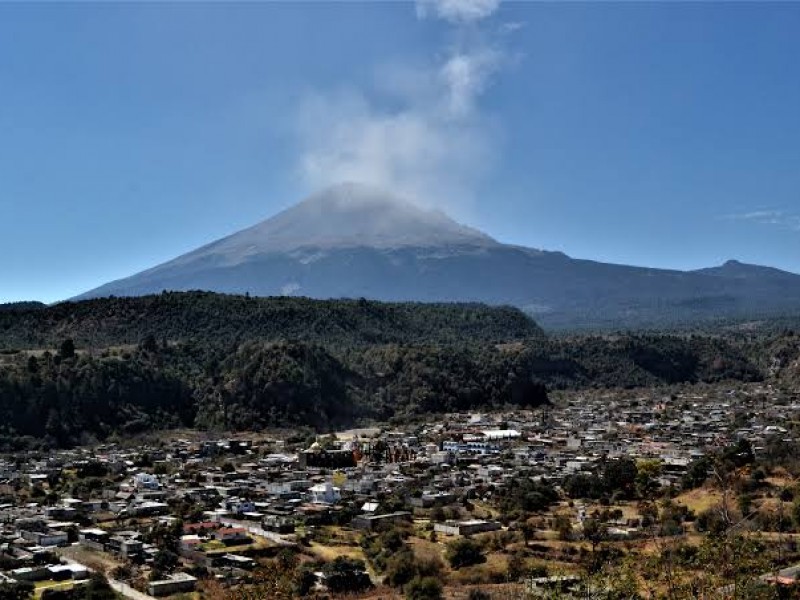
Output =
[
  {"x1": 499, "y1": 21, "x2": 525, "y2": 34},
  {"x1": 416, "y1": 0, "x2": 501, "y2": 24},
  {"x1": 724, "y1": 210, "x2": 800, "y2": 231}
]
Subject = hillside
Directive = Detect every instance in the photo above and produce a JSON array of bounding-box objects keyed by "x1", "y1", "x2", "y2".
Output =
[
  {"x1": 0, "y1": 292, "x2": 777, "y2": 448},
  {"x1": 0, "y1": 292, "x2": 542, "y2": 351},
  {"x1": 74, "y1": 183, "x2": 800, "y2": 330}
]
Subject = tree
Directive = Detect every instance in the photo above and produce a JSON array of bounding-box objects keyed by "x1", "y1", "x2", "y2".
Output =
[
  {"x1": 140, "y1": 334, "x2": 159, "y2": 353},
  {"x1": 59, "y1": 339, "x2": 75, "y2": 360},
  {"x1": 111, "y1": 565, "x2": 132, "y2": 581},
  {"x1": 520, "y1": 520, "x2": 536, "y2": 545},
  {"x1": 153, "y1": 549, "x2": 179, "y2": 573},
  {"x1": 294, "y1": 565, "x2": 317, "y2": 597},
  {"x1": 602, "y1": 458, "x2": 638, "y2": 499},
  {"x1": 83, "y1": 573, "x2": 117, "y2": 600},
  {"x1": 384, "y1": 551, "x2": 418, "y2": 588},
  {"x1": 431, "y1": 506, "x2": 446, "y2": 522},
  {"x1": 321, "y1": 557, "x2": 372, "y2": 594},
  {"x1": 564, "y1": 473, "x2": 603, "y2": 499},
  {"x1": 495, "y1": 478, "x2": 559, "y2": 514},
  {"x1": 791, "y1": 497, "x2": 800, "y2": 529},
  {"x1": 682, "y1": 456, "x2": 711, "y2": 489},
  {"x1": 446, "y1": 538, "x2": 484, "y2": 569},
  {"x1": 635, "y1": 459, "x2": 662, "y2": 498},
  {"x1": 582, "y1": 518, "x2": 607, "y2": 554},
  {"x1": 737, "y1": 493, "x2": 753, "y2": 516},
  {"x1": 405, "y1": 576, "x2": 443, "y2": 600},
  {"x1": 553, "y1": 513, "x2": 573, "y2": 541},
  {"x1": 721, "y1": 439, "x2": 755, "y2": 470},
  {"x1": 0, "y1": 581, "x2": 34, "y2": 600},
  {"x1": 507, "y1": 551, "x2": 526, "y2": 582}
]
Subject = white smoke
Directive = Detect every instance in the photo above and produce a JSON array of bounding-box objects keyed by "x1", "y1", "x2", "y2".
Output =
[
  {"x1": 295, "y1": 0, "x2": 507, "y2": 209},
  {"x1": 440, "y1": 48, "x2": 500, "y2": 119}
]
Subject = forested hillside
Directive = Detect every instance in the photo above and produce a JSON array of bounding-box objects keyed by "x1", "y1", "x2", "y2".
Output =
[
  {"x1": 0, "y1": 292, "x2": 542, "y2": 350},
  {"x1": 0, "y1": 292, "x2": 782, "y2": 448},
  {"x1": 0, "y1": 302, "x2": 46, "y2": 312}
]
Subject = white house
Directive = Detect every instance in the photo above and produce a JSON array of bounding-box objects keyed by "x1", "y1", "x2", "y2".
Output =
[
  {"x1": 309, "y1": 482, "x2": 340, "y2": 505},
  {"x1": 134, "y1": 473, "x2": 160, "y2": 491}
]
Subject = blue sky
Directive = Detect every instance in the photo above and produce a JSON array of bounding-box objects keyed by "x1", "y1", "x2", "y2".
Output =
[{"x1": 1, "y1": 1, "x2": 799, "y2": 303}]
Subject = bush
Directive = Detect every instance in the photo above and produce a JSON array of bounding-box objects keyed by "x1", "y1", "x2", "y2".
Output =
[
  {"x1": 405, "y1": 576, "x2": 443, "y2": 600},
  {"x1": 321, "y1": 557, "x2": 372, "y2": 594},
  {"x1": 446, "y1": 538, "x2": 485, "y2": 569},
  {"x1": 384, "y1": 551, "x2": 418, "y2": 588}
]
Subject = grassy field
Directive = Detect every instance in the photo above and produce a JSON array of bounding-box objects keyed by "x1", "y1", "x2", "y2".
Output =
[
  {"x1": 34, "y1": 580, "x2": 74, "y2": 598},
  {"x1": 673, "y1": 487, "x2": 723, "y2": 514}
]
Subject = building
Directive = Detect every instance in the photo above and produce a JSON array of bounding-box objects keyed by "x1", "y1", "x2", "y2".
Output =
[
  {"x1": 299, "y1": 448, "x2": 355, "y2": 469},
  {"x1": 309, "y1": 482, "x2": 341, "y2": 505},
  {"x1": 148, "y1": 573, "x2": 198, "y2": 597},
  {"x1": 134, "y1": 473, "x2": 160, "y2": 490},
  {"x1": 20, "y1": 529, "x2": 69, "y2": 547},
  {"x1": 351, "y1": 511, "x2": 412, "y2": 531},
  {"x1": 433, "y1": 519, "x2": 502, "y2": 537},
  {"x1": 214, "y1": 527, "x2": 251, "y2": 545}
]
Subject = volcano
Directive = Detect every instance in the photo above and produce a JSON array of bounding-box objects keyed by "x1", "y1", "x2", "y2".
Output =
[{"x1": 77, "y1": 182, "x2": 800, "y2": 329}]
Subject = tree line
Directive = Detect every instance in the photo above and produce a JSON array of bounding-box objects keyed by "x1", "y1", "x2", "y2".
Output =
[{"x1": 0, "y1": 292, "x2": 787, "y2": 448}]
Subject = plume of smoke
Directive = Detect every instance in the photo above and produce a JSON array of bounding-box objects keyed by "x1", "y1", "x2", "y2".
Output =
[{"x1": 294, "y1": 0, "x2": 507, "y2": 209}]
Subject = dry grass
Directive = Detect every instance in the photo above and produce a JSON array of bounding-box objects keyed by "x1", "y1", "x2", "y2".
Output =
[
  {"x1": 57, "y1": 545, "x2": 121, "y2": 573},
  {"x1": 308, "y1": 541, "x2": 366, "y2": 562},
  {"x1": 408, "y1": 536, "x2": 447, "y2": 563},
  {"x1": 673, "y1": 487, "x2": 723, "y2": 514}
]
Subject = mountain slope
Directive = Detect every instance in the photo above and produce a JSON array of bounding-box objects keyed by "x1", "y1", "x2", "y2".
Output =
[{"x1": 76, "y1": 182, "x2": 800, "y2": 329}]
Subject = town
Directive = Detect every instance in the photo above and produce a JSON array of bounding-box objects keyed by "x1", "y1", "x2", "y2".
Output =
[{"x1": 1, "y1": 380, "x2": 798, "y2": 599}]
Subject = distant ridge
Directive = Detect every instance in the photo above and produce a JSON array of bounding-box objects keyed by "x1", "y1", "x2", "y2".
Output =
[
  {"x1": 76, "y1": 182, "x2": 800, "y2": 329},
  {"x1": 0, "y1": 301, "x2": 46, "y2": 313}
]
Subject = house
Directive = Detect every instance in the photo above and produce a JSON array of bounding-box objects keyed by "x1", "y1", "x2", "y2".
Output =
[
  {"x1": 299, "y1": 448, "x2": 355, "y2": 469},
  {"x1": 180, "y1": 535, "x2": 203, "y2": 551},
  {"x1": 183, "y1": 521, "x2": 218, "y2": 535},
  {"x1": 107, "y1": 535, "x2": 144, "y2": 559},
  {"x1": 45, "y1": 506, "x2": 78, "y2": 521},
  {"x1": 218, "y1": 554, "x2": 255, "y2": 570},
  {"x1": 361, "y1": 501, "x2": 379, "y2": 514},
  {"x1": 309, "y1": 482, "x2": 340, "y2": 505},
  {"x1": 351, "y1": 511, "x2": 412, "y2": 531},
  {"x1": 225, "y1": 499, "x2": 256, "y2": 515},
  {"x1": 434, "y1": 519, "x2": 502, "y2": 536},
  {"x1": 20, "y1": 529, "x2": 69, "y2": 547},
  {"x1": 263, "y1": 514, "x2": 295, "y2": 534},
  {"x1": 409, "y1": 492, "x2": 456, "y2": 508},
  {"x1": 79, "y1": 528, "x2": 109, "y2": 551},
  {"x1": 134, "y1": 473, "x2": 160, "y2": 491},
  {"x1": 214, "y1": 527, "x2": 251, "y2": 545},
  {"x1": 148, "y1": 573, "x2": 197, "y2": 597},
  {"x1": 129, "y1": 501, "x2": 169, "y2": 517}
]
